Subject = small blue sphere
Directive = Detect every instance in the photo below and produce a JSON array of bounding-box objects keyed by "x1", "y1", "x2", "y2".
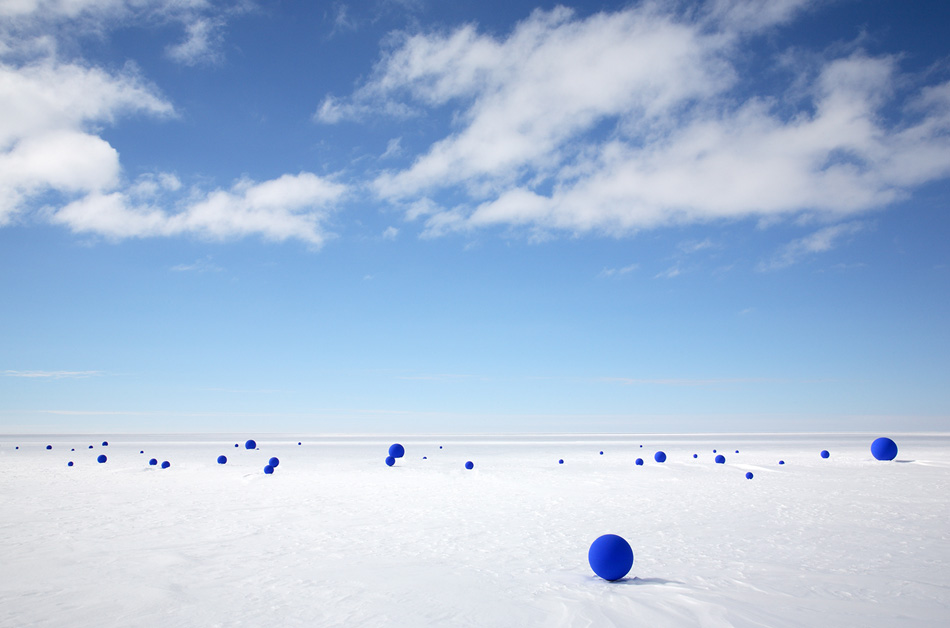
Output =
[
  {"x1": 97, "y1": 454, "x2": 107, "y2": 463},
  {"x1": 89, "y1": 445, "x2": 93, "y2": 449},
  {"x1": 385, "y1": 456, "x2": 395, "y2": 466},
  {"x1": 71, "y1": 448, "x2": 75, "y2": 451},
  {"x1": 161, "y1": 461, "x2": 170, "y2": 469},
  {"x1": 423, "y1": 456, "x2": 427, "y2": 459},
  {"x1": 269, "y1": 457, "x2": 280, "y2": 468},
  {"x1": 234, "y1": 443, "x2": 239, "y2": 447},
  {"x1": 599, "y1": 451, "x2": 604, "y2": 455},
  {"x1": 693, "y1": 454, "x2": 698, "y2": 458},
  {"x1": 245, "y1": 439, "x2": 256, "y2": 450},
  {"x1": 149, "y1": 458, "x2": 158, "y2": 466},
  {"x1": 298, "y1": 442, "x2": 302, "y2": 445},
  {"x1": 140, "y1": 450, "x2": 144, "y2": 454},
  {"x1": 67, "y1": 461, "x2": 74, "y2": 467},
  {"x1": 871, "y1": 437, "x2": 898, "y2": 461},
  {"x1": 713, "y1": 449, "x2": 717, "y2": 453},
  {"x1": 263, "y1": 465, "x2": 274, "y2": 474},
  {"x1": 635, "y1": 458, "x2": 643, "y2": 466},
  {"x1": 465, "y1": 461, "x2": 474, "y2": 470},
  {"x1": 735, "y1": 450, "x2": 739, "y2": 454},
  {"x1": 559, "y1": 459, "x2": 564, "y2": 464},
  {"x1": 715, "y1": 454, "x2": 726, "y2": 464},
  {"x1": 779, "y1": 460, "x2": 785, "y2": 465},
  {"x1": 745, "y1": 472, "x2": 754, "y2": 479},
  {"x1": 102, "y1": 441, "x2": 109, "y2": 446},
  {"x1": 46, "y1": 445, "x2": 52, "y2": 450},
  {"x1": 389, "y1": 443, "x2": 405, "y2": 458},
  {"x1": 820, "y1": 450, "x2": 830, "y2": 459},
  {"x1": 654, "y1": 451, "x2": 666, "y2": 463},
  {"x1": 217, "y1": 455, "x2": 227, "y2": 464},
  {"x1": 588, "y1": 534, "x2": 634, "y2": 581}
]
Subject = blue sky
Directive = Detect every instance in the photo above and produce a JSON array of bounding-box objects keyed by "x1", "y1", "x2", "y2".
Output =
[{"x1": 1, "y1": 0, "x2": 949, "y2": 434}]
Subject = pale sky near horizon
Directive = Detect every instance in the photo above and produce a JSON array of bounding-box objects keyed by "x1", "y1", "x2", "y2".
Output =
[{"x1": 1, "y1": 0, "x2": 949, "y2": 434}]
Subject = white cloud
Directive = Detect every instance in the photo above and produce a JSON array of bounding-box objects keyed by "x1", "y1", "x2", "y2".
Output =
[
  {"x1": 165, "y1": 16, "x2": 223, "y2": 66},
  {"x1": 599, "y1": 263, "x2": 638, "y2": 278},
  {"x1": 320, "y1": 4, "x2": 950, "y2": 243},
  {"x1": 51, "y1": 172, "x2": 347, "y2": 245},
  {"x1": 3, "y1": 369, "x2": 102, "y2": 378},
  {"x1": 759, "y1": 221, "x2": 866, "y2": 271}
]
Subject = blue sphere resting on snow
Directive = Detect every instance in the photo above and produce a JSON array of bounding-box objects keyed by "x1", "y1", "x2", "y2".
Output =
[
  {"x1": 715, "y1": 454, "x2": 726, "y2": 464},
  {"x1": 245, "y1": 439, "x2": 257, "y2": 450},
  {"x1": 654, "y1": 451, "x2": 667, "y2": 463},
  {"x1": 465, "y1": 461, "x2": 474, "y2": 470},
  {"x1": 779, "y1": 460, "x2": 785, "y2": 465},
  {"x1": 871, "y1": 437, "x2": 898, "y2": 461},
  {"x1": 67, "y1": 461, "x2": 74, "y2": 467},
  {"x1": 217, "y1": 455, "x2": 227, "y2": 464},
  {"x1": 559, "y1": 459, "x2": 564, "y2": 464},
  {"x1": 263, "y1": 465, "x2": 274, "y2": 474},
  {"x1": 269, "y1": 457, "x2": 280, "y2": 468},
  {"x1": 102, "y1": 441, "x2": 109, "y2": 446},
  {"x1": 97, "y1": 454, "x2": 107, "y2": 463},
  {"x1": 149, "y1": 458, "x2": 158, "y2": 466},
  {"x1": 389, "y1": 443, "x2": 405, "y2": 458},
  {"x1": 161, "y1": 461, "x2": 170, "y2": 469},
  {"x1": 820, "y1": 450, "x2": 830, "y2": 459},
  {"x1": 46, "y1": 445, "x2": 52, "y2": 450},
  {"x1": 588, "y1": 534, "x2": 634, "y2": 581},
  {"x1": 693, "y1": 454, "x2": 698, "y2": 458},
  {"x1": 635, "y1": 458, "x2": 643, "y2": 466},
  {"x1": 745, "y1": 472, "x2": 754, "y2": 479},
  {"x1": 385, "y1": 456, "x2": 395, "y2": 467}
]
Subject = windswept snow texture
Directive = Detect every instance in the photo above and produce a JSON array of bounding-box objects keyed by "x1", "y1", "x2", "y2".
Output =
[{"x1": 1, "y1": 433, "x2": 948, "y2": 627}]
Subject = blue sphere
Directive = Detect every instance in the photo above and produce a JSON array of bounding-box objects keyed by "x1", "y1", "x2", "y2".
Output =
[
  {"x1": 559, "y1": 459, "x2": 564, "y2": 464},
  {"x1": 735, "y1": 450, "x2": 739, "y2": 454},
  {"x1": 97, "y1": 454, "x2": 107, "y2": 463},
  {"x1": 46, "y1": 445, "x2": 52, "y2": 450},
  {"x1": 465, "y1": 461, "x2": 474, "y2": 470},
  {"x1": 693, "y1": 454, "x2": 698, "y2": 458},
  {"x1": 149, "y1": 458, "x2": 158, "y2": 466},
  {"x1": 422, "y1": 456, "x2": 427, "y2": 459},
  {"x1": 263, "y1": 465, "x2": 274, "y2": 474},
  {"x1": 871, "y1": 437, "x2": 898, "y2": 461},
  {"x1": 385, "y1": 456, "x2": 395, "y2": 466},
  {"x1": 599, "y1": 451, "x2": 604, "y2": 455},
  {"x1": 715, "y1": 454, "x2": 726, "y2": 464},
  {"x1": 654, "y1": 451, "x2": 666, "y2": 463},
  {"x1": 245, "y1": 439, "x2": 256, "y2": 450},
  {"x1": 298, "y1": 442, "x2": 302, "y2": 445},
  {"x1": 588, "y1": 534, "x2": 634, "y2": 581},
  {"x1": 67, "y1": 461, "x2": 74, "y2": 467},
  {"x1": 140, "y1": 450, "x2": 144, "y2": 454},
  {"x1": 269, "y1": 457, "x2": 280, "y2": 468},
  {"x1": 89, "y1": 445, "x2": 93, "y2": 449},
  {"x1": 71, "y1": 448, "x2": 75, "y2": 451},
  {"x1": 745, "y1": 472, "x2": 754, "y2": 479},
  {"x1": 234, "y1": 443, "x2": 239, "y2": 447},
  {"x1": 820, "y1": 450, "x2": 830, "y2": 459},
  {"x1": 713, "y1": 449, "x2": 717, "y2": 453},
  {"x1": 779, "y1": 460, "x2": 785, "y2": 465},
  {"x1": 389, "y1": 443, "x2": 405, "y2": 458},
  {"x1": 161, "y1": 461, "x2": 170, "y2": 469},
  {"x1": 635, "y1": 458, "x2": 643, "y2": 466},
  {"x1": 217, "y1": 455, "x2": 227, "y2": 464},
  {"x1": 102, "y1": 441, "x2": 109, "y2": 446}
]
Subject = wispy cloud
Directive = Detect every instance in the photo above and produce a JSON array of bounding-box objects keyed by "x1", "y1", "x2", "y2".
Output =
[
  {"x1": 759, "y1": 221, "x2": 866, "y2": 271},
  {"x1": 599, "y1": 263, "x2": 638, "y2": 278},
  {"x1": 320, "y1": 3, "x2": 950, "y2": 241},
  {"x1": 171, "y1": 255, "x2": 223, "y2": 273},
  {"x1": 4, "y1": 370, "x2": 102, "y2": 379}
]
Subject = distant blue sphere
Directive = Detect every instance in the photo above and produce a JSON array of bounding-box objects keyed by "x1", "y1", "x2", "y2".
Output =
[
  {"x1": 269, "y1": 457, "x2": 280, "y2": 468},
  {"x1": 46, "y1": 445, "x2": 52, "y2": 450},
  {"x1": 599, "y1": 451, "x2": 604, "y2": 455},
  {"x1": 715, "y1": 454, "x2": 726, "y2": 464},
  {"x1": 263, "y1": 465, "x2": 274, "y2": 474},
  {"x1": 389, "y1": 443, "x2": 405, "y2": 458},
  {"x1": 234, "y1": 443, "x2": 239, "y2": 447},
  {"x1": 654, "y1": 451, "x2": 666, "y2": 463},
  {"x1": 89, "y1": 445, "x2": 93, "y2": 449},
  {"x1": 871, "y1": 437, "x2": 898, "y2": 461},
  {"x1": 735, "y1": 450, "x2": 739, "y2": 454},
  {"x1": 588, "y1": 534, "x2": 634, "y2": 581},
  {"x1": 422, "y1": 456, "x2": 427, "y2": 459},
  {"x1": 385, "y1": 456, "x2": 395, "y2": 466},
  {"x1": 635, "y1": 458, "x2": 643, "y2": 466},
  {"x1": 745, "y1": 472, "x2": 754, "y2": 479},
  {"x1": 140, "y1": 450, "x2": 144, "y2": 454},
  {"x1": 465, "y1": 461, "x2": 474, "y2": 470},
  {"x1": 779, "y1": 460, "x2": 785, "y2": 465},
  {"x1": 102, "y1": 441, "x2": 109, "y2": 446},
  {"x1": 298, "y1": 442, "x2": 301, "y2": 445},
  {"x1": 693, "y1": 454, "x2": 698, "y2": 458},
  {"x1": 97, "y1": 454, "x2": 107, "y2": 463},
  {"x1": 245, "y1": 439, "x2": 257, "y2": 450},
  {"x1": 217, "y1": 455, "x2": 227, "y2": 464},
  {"x1": 559, "y1": 459, "x2": 564, "y2": 464},
  {"x1": 161, "y1": 461, "x2": 170, "y2": 469},
  {"x1": 713, "y1": 449, "x2": 717, "y2": 453},
  {"x1": 820, "y1": 450, "x2": 830, "y2": 459},
  {"x1": 67, "y1": 461, "x2": 74, "y2": 467},
  {"x1": 149, "y1": 458, "x2": 158, "y2": 466},
  {"x1": 71, "y1": 448, "x2": 75, "y2": 451},
  {"x1": 439, "y1": 446, "x2": 443, "y2": 449}
]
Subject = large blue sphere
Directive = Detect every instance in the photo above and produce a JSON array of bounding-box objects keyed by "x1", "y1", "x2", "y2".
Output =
[
  {"x1": 588, "y1": 534, "x2": 634, "y2": 581},
  {"x1": 871, "y1": 437, "x2": 898, "y2": 461},
  {"x1": 269, "y1": 457, "x2": 280, "y2": 468},
  {"x1": 161, "y1": 461, "x2": 170, "y2": 469},
  {"x1": 389, "y1": 443, "x2": 405, "y2": 458},
  {"x1": 97, "y1": 454, "x2": 107, "y2": 463},
  {"x1": 217, "y1": 455, "x2": 228, "y2": 464},
  {"x1": 263, "y1": 465, "x2": 274, "y2": 474},
  {"x1": 745, "y1": 472, "x2": 754, "y2": 479},
  {"x1": 465, "y1": 461, "x2": 474, "y2": 470},
  {"x1": 635, "y1": 458, "x2": 643, "y2": 466},
  {"x1": 149, "y1": 458, "x2": 158, "y2": 466},
  {"x1": 715, "y1": 454, "x2": 726, "y2": 464},
  {"x1": 385, "y1": 456, "x2": 395, "y2": 466},
  {"x1": 245, "y1": 439, "x2": 257, "y2": 450},
  {"x1": 654, "y1": 451, "x2": 667, "y2": 463},
  {"x1": 820, "y1": 450, "x2": 830, "y2": 459}
]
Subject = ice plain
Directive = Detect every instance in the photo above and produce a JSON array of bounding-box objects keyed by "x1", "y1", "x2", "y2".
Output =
[{"x1": 1, "y1": 433, "x2": 948, "y2": 627}]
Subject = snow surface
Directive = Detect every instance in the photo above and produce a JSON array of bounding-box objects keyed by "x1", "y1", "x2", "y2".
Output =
[{"x1": 1, "y1": 433, "x2": 948, "y2": 627}]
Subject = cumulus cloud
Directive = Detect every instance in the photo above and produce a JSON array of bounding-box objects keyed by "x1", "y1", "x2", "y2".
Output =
[{"x1": 320, "y1": 3, "x2": 950, "y2": 245}]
